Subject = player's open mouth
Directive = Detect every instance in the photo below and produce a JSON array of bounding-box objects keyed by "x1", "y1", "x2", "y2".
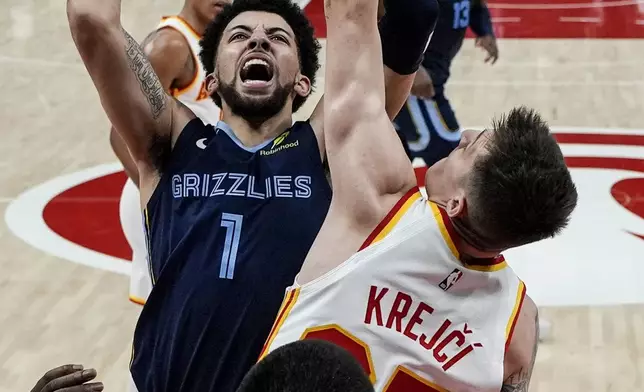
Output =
[{"x1": 240, "y1": 57, "x2": 274, "y2": 88}]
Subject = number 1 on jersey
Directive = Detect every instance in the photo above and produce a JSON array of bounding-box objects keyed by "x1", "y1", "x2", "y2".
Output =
[{"x1": 220, "y1": 213, "x2": 243, "y2": 279}]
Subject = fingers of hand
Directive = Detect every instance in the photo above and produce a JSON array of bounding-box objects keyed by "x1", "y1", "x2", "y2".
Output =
[
  {"x1": 43, "y1": 365, "x2": 83, "y2": 382},
  {"x1": 42, "y1": 369, "x2": 97, "y2": 392},
  {"x1": 31, "y1": 365, "x2": 84, "y2": 392},
  {"x1": 57, "y1": 382, "x2": 104, "y2": 392}
]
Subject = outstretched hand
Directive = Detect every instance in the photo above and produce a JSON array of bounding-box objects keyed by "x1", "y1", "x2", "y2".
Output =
[
  {"x1": 30, "y1": 365, "x2": 103, "y2": 392},
  {"x1": 475, "y1": 35, "x2": 499, "y2": 64}
]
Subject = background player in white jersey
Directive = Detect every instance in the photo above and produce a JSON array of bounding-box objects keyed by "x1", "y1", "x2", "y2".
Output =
[
  {"x1": 260, "y1": 0, "x2": 578, "y2": 390},
  {"x1": 110, "y1": 0, "x2": 229, "y2": 305}
]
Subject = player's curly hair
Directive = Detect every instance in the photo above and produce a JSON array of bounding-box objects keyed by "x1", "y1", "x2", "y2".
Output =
[
  {"x1": 200, "y1": 0, "x2": 320, "y2": 112},
  {"x1": 236, "y1": 340, "x2": 374, "y2": 392}
]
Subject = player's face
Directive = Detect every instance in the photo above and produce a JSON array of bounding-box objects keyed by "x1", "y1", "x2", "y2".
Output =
[
  {"x1": 194, "y1": 0, "x2": 231, "y2": 22},
  {"x1": 424, "y1": 130, "x2": 491, "y2": 215},
  {"x1": 211, "y1": 11, "x2": 311, "y2": 121}
]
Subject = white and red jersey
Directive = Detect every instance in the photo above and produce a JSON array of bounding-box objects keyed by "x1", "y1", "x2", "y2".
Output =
[
  {"x1": 260, "y1": 188, "x2": 526, "y2": 392},
  {"x1": 156, "y1": 16, "x2": 221, "y2": 126}
]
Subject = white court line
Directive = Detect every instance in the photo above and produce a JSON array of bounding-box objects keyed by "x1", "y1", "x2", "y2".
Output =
[
  {"x1": 4, "y1": 162, "x2": 131, "y2": 276},
  {"x1": 488, "y1": 0, "x2": 644, "y2": 10},
  {"x1": 452, "y1": 61, "x2": 644, "y2": 68},
  {"x1": 2, "y1": 52, "x2": 644, "y2": 71},
  {"x1": 448, "y1": 80, "x2": 644, "y2": 86},
  {"x1": 550, "y1": 126, "x2": 644, "y2": 135},
  {"x1": 559, "y1": 16, "x2": 602, "y2": 23},
  {"x1": 636, "y1": 19, "x2": 644, "y2": 25},
  {"x1": 459, "y1": 126, "x2": 644, "y2": 136},
  {"x1": 561, "y1": 144, "x2": 644, "y2": 160}
]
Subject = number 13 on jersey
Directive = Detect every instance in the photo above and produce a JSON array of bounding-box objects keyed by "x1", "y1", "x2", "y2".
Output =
[
  {"x1": 452, "y1": 0, "x2": 470, "y2": 29},
  {"x1": 219, "y1": 212, "x2": 243, "y2": 279}
]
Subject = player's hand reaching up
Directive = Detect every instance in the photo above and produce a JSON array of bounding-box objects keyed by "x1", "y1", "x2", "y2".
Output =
[
  {"x1": 30, "y1": 365, "x2": 103, "y2": 392},
  {"x1": 475, "y1": 35, "x2": 499, "y2": 64}
]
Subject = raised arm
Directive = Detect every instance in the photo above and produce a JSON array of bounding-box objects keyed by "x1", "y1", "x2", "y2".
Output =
[
  {"x1": 108, "y1": 28, "x2": 193, "y2": 188},
  {"x1": 67, "y1": 0, "x2": 194, "y2": 175},
  {"x1": 323, "y1": 0, "x2": 429, "y2": 227},
  {"x1": 503, "y1": 296, "x2": 539, "y2": 392},
  {"x1": 310, "y1": 0, "x2": 437, "y2": 160}
]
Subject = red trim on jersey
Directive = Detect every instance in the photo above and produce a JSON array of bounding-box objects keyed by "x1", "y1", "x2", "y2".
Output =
[
  {"x1": 359, "y1": 188, "x2": 419, "y2": 251},
  {"x1": 258, "y1": 289, "x2": 299, "y2": 359},
  {"x1": 437, "y1": 206, "x2": 506, "y2": 267},
  {"x1": 505, "y1": 283, "x2": 527, "y2": 352},
  {"x1": 437, "y1": 206, "x2": 460, "y2": 248}
]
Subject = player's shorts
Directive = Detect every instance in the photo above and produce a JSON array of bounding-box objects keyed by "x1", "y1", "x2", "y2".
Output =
[
  {"x1": 393, "y1": 88, "x2": 461, "y2": 167},
  {"x1": 118, "y1": 178, "x2": 152, "y2": 305}
]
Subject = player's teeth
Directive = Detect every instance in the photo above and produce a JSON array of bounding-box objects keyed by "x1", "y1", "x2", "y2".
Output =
[{"x1": 243, "y1": 59, "x2": 268, "y2": 69}]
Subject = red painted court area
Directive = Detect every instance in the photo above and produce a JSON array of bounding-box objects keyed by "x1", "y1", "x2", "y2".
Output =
[{"x1": 303, "y1": 0, "x2": 644, "y2": 38}]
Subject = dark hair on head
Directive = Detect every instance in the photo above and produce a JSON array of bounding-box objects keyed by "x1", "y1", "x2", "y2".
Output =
[
  {"x1": 467, "y1": 106, "x2": 578, "y2": 248},
  {"x1": 199, "y1": 0, "x2": 320, "y2": 112},
  {"x1": 236, "y1": 340, "x2": 374, "y2": 392}
]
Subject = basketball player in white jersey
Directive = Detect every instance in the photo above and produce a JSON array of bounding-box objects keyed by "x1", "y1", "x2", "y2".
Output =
[
  {"x1": 110, "y1": 0, "x2": 229, "y2": 305},
  {"x1": 259, "y1": 0, "x2": 578, "y2": 390}
]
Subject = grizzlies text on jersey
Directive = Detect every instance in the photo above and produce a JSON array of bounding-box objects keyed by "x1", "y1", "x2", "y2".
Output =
[{"x1": 130, "y1": 119, "x2": 332, "y2": 392}]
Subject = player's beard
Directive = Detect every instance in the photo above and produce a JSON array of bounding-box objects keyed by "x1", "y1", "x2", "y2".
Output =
[{"x1": 216, "y1": 76, "x2": 294, "y2": 128}]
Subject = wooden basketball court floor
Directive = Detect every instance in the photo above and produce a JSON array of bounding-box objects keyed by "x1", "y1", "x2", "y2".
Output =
[{"x1": 1, "y1": 0, "x2": 644, "y2": 390}]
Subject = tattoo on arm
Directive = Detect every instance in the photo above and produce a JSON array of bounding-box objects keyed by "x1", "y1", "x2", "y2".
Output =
[
  {"x1": 122, "y1": 27, "x2": 167, "y2": 120},
  {"x1": 501, "y1": 312, "x2": 539, "y2": 392}
]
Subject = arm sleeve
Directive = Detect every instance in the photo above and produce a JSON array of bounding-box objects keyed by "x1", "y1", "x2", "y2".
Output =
[{"x1": 469, "y1": 2, "x2": 494, "y2": 37}]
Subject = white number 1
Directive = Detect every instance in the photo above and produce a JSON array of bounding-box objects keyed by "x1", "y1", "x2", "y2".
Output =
[{"x1": 220, "y1": 213, "x2": 243, "y2": 279}]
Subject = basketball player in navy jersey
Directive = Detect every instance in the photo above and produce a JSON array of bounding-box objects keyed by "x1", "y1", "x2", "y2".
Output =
[
  {"x1": 395, "y1": 0, "x2": 498, "y2": 167},
  {"x1": 67, "y1": 0, "x2": 437, "y2": 390},
  {"x1": 110, "y1": 0, "x2": 229, "y2": 306}
]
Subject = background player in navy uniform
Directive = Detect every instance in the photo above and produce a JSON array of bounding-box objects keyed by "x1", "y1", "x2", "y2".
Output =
[
  {"x1": 67, "y1": 0, "x2": 436, "y2": 390},
  {"x1": 395, "y1": 0, "x2": 498, "y2": 167}
]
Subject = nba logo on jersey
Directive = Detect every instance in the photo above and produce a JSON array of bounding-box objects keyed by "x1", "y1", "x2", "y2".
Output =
[{"x1": 439, "y1": 268, "x2": 463, "y2": 291}]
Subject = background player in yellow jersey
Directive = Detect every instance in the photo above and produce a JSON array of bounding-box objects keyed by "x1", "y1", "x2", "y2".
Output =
[
  {"x1": 111, "y1": 0, "x2": 230, "y2": 305},
  {"x1": 260, "y1": 0, "x2": 577, "y2": 390}
]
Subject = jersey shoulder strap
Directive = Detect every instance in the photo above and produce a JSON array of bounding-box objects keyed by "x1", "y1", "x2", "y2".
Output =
[{"x1": 156, "y1": 16, "x2": 201, "y2": 47}]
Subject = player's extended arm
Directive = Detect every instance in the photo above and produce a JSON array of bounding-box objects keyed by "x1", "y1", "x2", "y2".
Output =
[
  {"x1": 310, "y1": 0, "x2": 438, "y2": 154},
  {"x1": 502, "y1": 296, "x2": 539, "y2": 392},
  {"x1": 379, "y1": 0, "x2": 439, "y2": 118},
  {"x1": 110, "y1": 129, "x2": 140, "y2": 186},
  {"x1": 67, "y1": 0, "x2": 194, "y2": 171},
  {"x1": 108, "y1": 29, "x2": 192, "y2": 187},
  {"x1": 323, "y1": 0, "x2": 435, "y2": 226},
  {"x1": 470, "y1": 0, "x2": 494, "y2": 37}
]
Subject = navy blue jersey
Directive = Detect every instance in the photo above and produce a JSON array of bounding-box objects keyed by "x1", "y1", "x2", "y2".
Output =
[
  {"x1": 130, "y1": 118, "x2": 332, "y2": 392},
  {"x1": 423, "y1": 0, "x2": 493, "y2": 87}
]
